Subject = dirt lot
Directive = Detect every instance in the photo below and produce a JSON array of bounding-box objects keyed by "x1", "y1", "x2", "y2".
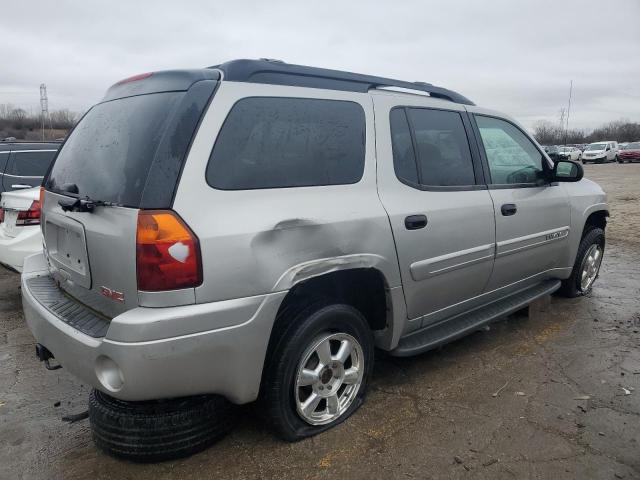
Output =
[{"x1": 1, "y1": 163, "x2": 639, "y2": 480}]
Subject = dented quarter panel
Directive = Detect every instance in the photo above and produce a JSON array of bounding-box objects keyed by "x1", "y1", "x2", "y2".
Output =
[{"x1": 173, "y1": 82, "x2": 402, "y2": 308}]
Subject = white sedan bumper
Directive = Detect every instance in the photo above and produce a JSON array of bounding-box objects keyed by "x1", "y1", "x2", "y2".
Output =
[{"x1": 0, "y1": 225, "x2": 42, "y2": 272}]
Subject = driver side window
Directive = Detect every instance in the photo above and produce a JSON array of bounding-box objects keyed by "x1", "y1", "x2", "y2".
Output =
[{"x1": 475, "y1": 115, "x2": 545, "y2": 185}]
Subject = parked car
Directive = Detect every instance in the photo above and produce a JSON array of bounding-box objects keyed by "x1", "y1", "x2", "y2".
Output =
[
  {"x1": 0, "y1": 187, "x2": 41, "y2": 272},
  {"x1": 22, "y1": 59, "x2": 609, "y2": 462},
  {"x1": 618, "y1": 142, "x2": 640, "y2": 163},
  {"x1": 543, "y1": 145, "x2": 561, "y2": 162},
  {"x1": 558, "y1": 146, "x2": 582, "y2": 161},
  {"x1": 581, "y1": 141, "x2": 619, "y2": 163},
  {"x1": 0, "y1": 142, "x2": 60, "y2": 194}
]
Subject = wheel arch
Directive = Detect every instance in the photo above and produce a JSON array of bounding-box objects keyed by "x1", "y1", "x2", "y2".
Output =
[{"x1": 582, "y1": 207, "x2": 609, "y2": 237}]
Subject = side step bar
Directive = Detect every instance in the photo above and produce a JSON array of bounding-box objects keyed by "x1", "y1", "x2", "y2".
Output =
[{"x1": 391, "y1": 280, "x2": 561, "y2": 357}]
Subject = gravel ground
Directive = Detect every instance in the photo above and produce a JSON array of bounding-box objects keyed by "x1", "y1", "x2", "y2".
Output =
[{"x1": 1, "y1": 163, "x2": 638, "y2": 480}]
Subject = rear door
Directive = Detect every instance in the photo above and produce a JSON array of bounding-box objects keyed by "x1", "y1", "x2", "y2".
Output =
[
  {"x1": 1, "y1": 149, "x2": 57, "y2": 191},
  {"x1": 470, "y1": 113, "x2": 571, "y2": 292},
  {"x1": 373, "y1": 93, "x2": 495, "y2": 325},
  {"x1": 42, "y1": 75, "x2": 217, "y2": 318}
]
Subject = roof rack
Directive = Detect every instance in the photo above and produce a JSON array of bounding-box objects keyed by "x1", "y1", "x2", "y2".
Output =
[{"x1": 209, "y1": 59, "x2": 474, "y2": 106}]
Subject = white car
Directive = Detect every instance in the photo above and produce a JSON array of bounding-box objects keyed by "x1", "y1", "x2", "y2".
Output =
[
  {"x1": 558, "y1": 146, "x2": 582, "y2": 161},
  {"x1": 0, "y1": 187, "x2": 42, "y2": 272},
  {"x1": 581, "y1": 141, "x2": 619, "y2": 164}
]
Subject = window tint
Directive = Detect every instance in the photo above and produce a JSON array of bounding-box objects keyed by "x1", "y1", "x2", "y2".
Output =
[
  {"x1": 6, "y1": 151, "x2": 56, "y2": 177},
  {"x1": 207, "y1": 97, "x2": 365, "y2": 190},
  {"x1": 475, "y1": 115, "x2": 545, "y2": 185},
  {"x1": 389, "y1": 109, "x2": 418, "y2": 184},
  {"x1": 47, "y1": 92, "x2": 185, "y2": 207},
  {"x1": 405, "y1": 108, "x2": 475, "y2": 186}
]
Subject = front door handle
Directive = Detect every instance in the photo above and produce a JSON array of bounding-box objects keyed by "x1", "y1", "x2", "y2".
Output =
[
  {"x1": 501, "y1": 203, "x2": 517, "y2": 216},
  {"x1": 405, "y1": 214, "x2": 428, "y2": 230}
]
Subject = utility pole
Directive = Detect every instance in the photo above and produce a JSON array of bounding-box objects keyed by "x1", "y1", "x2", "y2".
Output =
[
  {"x1": 40, "y1": 84, "x2": 48, "y2": 141},
  {"x1": 564, "y1": 80, "x2": 573, "y2": 146}
]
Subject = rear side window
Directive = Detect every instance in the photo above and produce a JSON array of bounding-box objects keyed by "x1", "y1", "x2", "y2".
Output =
[
  {"x1": 206, "y1": 97, "x2": 365, "y2": 190},
  {"x1": 6, "y1": 150, "x2": 57, "y2": 177},
  {"x1": 390, "y1": 107, "x2": 476, "y2": 187}
]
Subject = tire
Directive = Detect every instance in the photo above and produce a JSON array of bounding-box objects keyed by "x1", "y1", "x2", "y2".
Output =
[
  {"x1": 558, "y1": 227, "x2": 605, "y2": 298},
  {"x1": 89, "y1": 390, "x2": 236, "y2": 462},
  {"x1": 616, "y1": 156, "x2": 621, "y2": 163},
  {"x1": 262, "y1": 301, "x2": 374, "y2": 441}
]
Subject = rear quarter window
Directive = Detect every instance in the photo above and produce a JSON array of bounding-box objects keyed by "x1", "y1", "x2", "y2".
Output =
[
  {"x1": 6, "y1": 150, "x2": 57, "y2": 177},
  {"x1": 206, "y1": 97, "x2": 366, "y2": 190}
]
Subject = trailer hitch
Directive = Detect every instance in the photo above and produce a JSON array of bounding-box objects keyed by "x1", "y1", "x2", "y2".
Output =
[{"x1": 35, "y1": 344, "x2": 62, "y2": 371}]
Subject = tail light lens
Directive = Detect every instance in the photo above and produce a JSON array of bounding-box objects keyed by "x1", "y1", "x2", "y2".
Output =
[
  {"x1": 136, "y1": 210, "x2": 202, "y2": 291},
  {"x1": 0, "y1": 207, "x2": 4, "y2": 224},
  {"x1": 16, "y1": 200, "x2": 41, "y2": 226}
]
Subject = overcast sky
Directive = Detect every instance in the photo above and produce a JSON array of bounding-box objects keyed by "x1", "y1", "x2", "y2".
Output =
[{"x1": 1, "y1": 0, "x2": 639, "y2": 132}]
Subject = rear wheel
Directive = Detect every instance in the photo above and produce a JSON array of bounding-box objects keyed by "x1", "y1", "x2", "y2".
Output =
[
  {"x1": 262, "y1": 301, "x2": 374, "y2": 441},
  {"x1": 89, "y1": 390, "x2": 235, "y2": 462},
  {"x1": 558, "y1": 227, "x2": 605, "y2": 297}
]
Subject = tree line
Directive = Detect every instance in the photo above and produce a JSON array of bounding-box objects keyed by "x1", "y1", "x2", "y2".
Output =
[
  {"x1": 533, "y1": 118, "x2": 640, "y2": 146},
  {"x1": 0, "y1": 103, "x2": 76, "y2": 140}
]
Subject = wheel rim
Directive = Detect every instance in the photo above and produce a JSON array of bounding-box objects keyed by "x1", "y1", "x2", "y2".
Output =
[
  {"x1": 580, "y1": 243, "x2": 603, "y2": 291},
  {"x1": 294, "y1": 332, "x2": 364, "y2": 426}
]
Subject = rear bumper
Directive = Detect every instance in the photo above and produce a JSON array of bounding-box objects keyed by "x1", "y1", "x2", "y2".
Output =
[
  {"x1": 0, "y1": 225, "x2": 41, "y2": 272},
  {"x1": 22, "y1": 253, "x2": 286, "y2": 404}
]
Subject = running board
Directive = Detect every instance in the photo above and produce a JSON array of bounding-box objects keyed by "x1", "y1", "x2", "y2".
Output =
[{"x1": 391, "y1": 280, "x2": 561, "y2": 357}]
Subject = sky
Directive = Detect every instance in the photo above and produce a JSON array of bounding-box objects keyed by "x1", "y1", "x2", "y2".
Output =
[{"x1": 1, "y1": 0, "x2": 639, "y2": 132}]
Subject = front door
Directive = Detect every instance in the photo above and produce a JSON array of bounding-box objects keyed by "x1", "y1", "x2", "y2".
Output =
[
  {"x1": 374, "y1": 94, "x2": 496, "y2": 322},
  {"x1": 472, "y1": 114, "x2": 571, "y2": 292}
]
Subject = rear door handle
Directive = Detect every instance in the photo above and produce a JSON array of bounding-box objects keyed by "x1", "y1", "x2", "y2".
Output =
[
  {"x1": 501, "y1": 203, "x2": 517, "y2": 216},
  {"x1": 405, "y1": 214, "x2": 428, "y2": 230}
]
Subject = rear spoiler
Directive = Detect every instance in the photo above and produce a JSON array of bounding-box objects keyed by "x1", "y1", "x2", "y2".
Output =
[{"x1": 102, "y1": 69, "x2": 221, "y2": 102}]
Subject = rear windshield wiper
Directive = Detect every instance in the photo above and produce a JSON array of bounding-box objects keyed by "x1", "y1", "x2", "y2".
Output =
[{"x1": 58, "y1": 196, "x2": 122, "y2": 213}]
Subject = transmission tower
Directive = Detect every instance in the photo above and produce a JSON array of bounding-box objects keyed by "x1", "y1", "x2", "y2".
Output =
[{"x1": 40, "y1": 83, "x2": 49, "y2": 140}]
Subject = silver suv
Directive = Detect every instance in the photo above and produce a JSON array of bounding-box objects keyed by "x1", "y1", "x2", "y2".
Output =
[{"x1": 22, "y1": 60, "x2": 608, "y2": 460}]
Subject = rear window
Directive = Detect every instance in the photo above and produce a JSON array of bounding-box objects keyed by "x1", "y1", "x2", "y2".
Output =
[
  {"x1": 6, "y1": 150, "x2": 57, "y2": 177},
  {"x1": 46, "y1": 92, "x2": 184, "y2": 206},
  {"x1": 206, "y1": 97, "x2": 365, "y2": 190}
]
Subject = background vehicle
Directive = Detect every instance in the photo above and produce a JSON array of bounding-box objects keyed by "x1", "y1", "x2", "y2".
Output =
[
  {"x1": 581, "y1": 141, "x2": 618, "y2": 163},
  {"x1": 558, "y1": 146, "x2": 581, "y2": 161},
  {"x1": 0, "y1": 187, "x2": 41, "y2": 272},
  {"x1": 0, "y1": 142, "x2": 60, "y2": 194},
  {"x1": 618, "y1": 142, "x2": 640, "y2": 163},
  {"x1": 21, "y1": 60, "x2": 609, "y2": 461},
  {"x1": 543, "y1": 145, "x2": 561, "y2": 162}
]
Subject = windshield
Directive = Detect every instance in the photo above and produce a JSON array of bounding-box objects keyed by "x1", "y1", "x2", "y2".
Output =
[
  {"x1": 623, "y1": 142, "x2": 640, "y2": 150},
  {"x1": 559, "y1": 147, "x2": 572, "y2": 152},
  {"x1": 46, "y1": 92, "x2": 184, "y2": 207},
  {"x1": 585, "y1": 143, "x2": 607, "y2": 151}
]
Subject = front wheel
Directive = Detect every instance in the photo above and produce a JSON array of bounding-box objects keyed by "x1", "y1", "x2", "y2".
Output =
[
  {"x1": 262, "y1": 301, "x2": 374, "y2": 441},
  {"x1": 558, "y1": 227, "x2": 605, "y2": 297}
]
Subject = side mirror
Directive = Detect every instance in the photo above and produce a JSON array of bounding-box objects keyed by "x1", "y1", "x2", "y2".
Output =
[
  {"x1": 552, "y1": 160, "x2": 583, "y2": 182},
  {"x1": 606, "y1": 146, "x2": 611, "y2": 151}
]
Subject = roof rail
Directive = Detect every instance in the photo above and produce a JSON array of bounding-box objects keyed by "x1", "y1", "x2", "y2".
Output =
[{"x1": 209, "y1": 59, "x2": 474, "y2": 106}]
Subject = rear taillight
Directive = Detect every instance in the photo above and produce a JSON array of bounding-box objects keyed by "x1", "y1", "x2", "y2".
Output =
[
  {"x1": 16, "y1": 200, "x2": 41, "y2": 226},
  {"x1": 0, "y1": 207, "x2": 4, "y2": 224},
  {"x1": 136, "y1": 210, "x2": 202, "y2": 291}
]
